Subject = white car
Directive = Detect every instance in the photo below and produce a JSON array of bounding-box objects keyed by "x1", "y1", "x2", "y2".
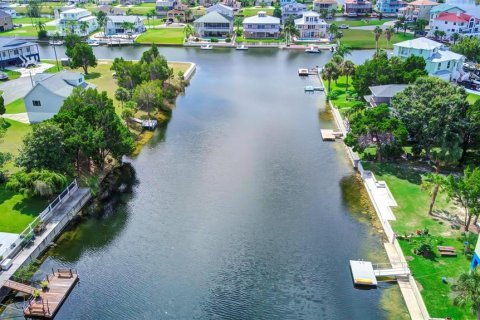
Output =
[{"x1": 339, "y1": 24, "x2": 349, "y2": 29}]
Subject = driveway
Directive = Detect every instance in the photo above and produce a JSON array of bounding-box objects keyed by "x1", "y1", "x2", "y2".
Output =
[{"x1": 0, "y1": 76, "x2": 33, "y2": 104}]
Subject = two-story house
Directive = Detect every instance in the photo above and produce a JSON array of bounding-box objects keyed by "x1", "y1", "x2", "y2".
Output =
[
  {"x1": 282, "y1": 1, "x2": 307, "y2": 21},
  {"x1": 206, "y1": 3, "x2": 234, "y2": 18},
  {"x1": 0, "y1": 10, "x2": 12, "y2": 32},
  {"x1": 105, "y1": 15, "x2": 145, "y2": 35},
  {"x1": 243, "y1": 11, "x2": 280, "y2": 39},
  {"x1": 429, "y1": 3, "x2": 464, "y2": 23},
  {"x1": 57, "y1": 8, "x2": 98, "y2": 36},
  {"x1": 0, "y1": 38, "x2": 39, "y2": 67},
  {"x1": 24, "y1": 71, "x2": 95, "y2": 123},
  {"x1": 193, "y1": 11, "x2": 233, "y2": 37},
  {"x1": 398, "y1": 0, "x2": 438, "y2": 21},
  {"x1": 428, "y1": 11, "x2": 480, "y2": 39},
  {"x1": 294, "y1": 11, "x2": 328, "y2": 39},
  {"x1": 313, "y1": 0, "x2": 338, "y2": 15},
  {"x1": 376, "y1": 0, "x2": 407, "y2": 14},
  {"x1": 156, "y1": 0, "x2": 177, "y2": 16},
  {"x1": 344, "y1": 0, "x2": 372, "y2": 16},
  {"x1": 393, "y1": 37, "x2": 464, "y2": 81}
]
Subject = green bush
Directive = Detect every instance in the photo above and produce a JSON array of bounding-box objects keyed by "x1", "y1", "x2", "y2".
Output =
[
  {"x1": 37, "y1": 30, "x2": 48, "y2": 39},
  {"x1": 210, "y1": 38, "x2": 219, "y2": 43}
]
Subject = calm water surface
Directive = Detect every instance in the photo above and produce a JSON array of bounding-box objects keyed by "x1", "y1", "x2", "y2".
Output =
[{"x1": 14, "y1": 47, "x2": 407, "y2": 319}]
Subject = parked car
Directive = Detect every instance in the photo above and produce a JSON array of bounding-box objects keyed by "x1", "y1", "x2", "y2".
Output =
[
  {"x1": 0, "y1": 72, "x2": 8, "y2": 80},
  {"x1": 339, "y1": 24, "x2": 349, "y2": 29}
]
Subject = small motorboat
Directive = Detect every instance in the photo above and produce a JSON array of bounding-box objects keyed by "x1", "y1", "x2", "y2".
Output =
[
  {"x1": 305, "y1": 46, "x2": 321, "y2": 54},
  {"x1": 200, "y1": 44, "x2": 213, "y2": 50},
  {"x1": 236, "y1": 45, "x2": 248, "y2": 50},
  {"x1": 49, "y1": 40, "x2": 64, "y2": 46},
  {"x1": 88, "y1": 41, "x2": 100, "y2": 46}
]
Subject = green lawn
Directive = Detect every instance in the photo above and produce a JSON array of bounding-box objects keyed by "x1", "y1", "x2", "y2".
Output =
[
  {"x1": 327, "y1": 75, "x2": 360, "y2": 111},
  {"x1": 236, "y1": 35, "x2": 284, "y2": 43},
  {"x1": 5, "y1": 98, "x2": 26, "y2": 114},
  {"x1": 239, "y1": 7, "x2": 274, "y2": 17},
  {"x1": 340, "y1": 30, "x2": 414, "y2": 49},
  {"x1": 399, "y1": 237, "x2": 471, "y2": 320},
  {"x1": 136, "y1": 28, "x2": 185, "y2": 45},
  {"x1": 0, "y1": 184, "x2": 48, "y2": 234},
  {"x1": 12, "y1": 17, "x2": 53, "y2": 24},
  {"x1": 0, "y1": 25, "x2": 56, "y2": 37},
  {"x1": 1, "y1": 119, "x2": 31, "y2": 156},
  {"x1": 361, "y1": 162, "x2": 473, "y2": 318},
  {"x1": 334, "y1": 19, "x2": 391, "y2": 27},
  {"x1": 467, "y1": 93, "x2": 480, "y2": 105},
  {"x1": 14, "y1": 3, "x2": 65, "y2": 15}
]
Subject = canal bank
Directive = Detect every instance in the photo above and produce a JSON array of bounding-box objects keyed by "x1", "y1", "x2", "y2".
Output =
[
  {"x1": 1, "y1": 47, "x2": 407, "y2": 319},
  {"x1": 319, "y1": 74, "x2": 430, "y2": 319}
]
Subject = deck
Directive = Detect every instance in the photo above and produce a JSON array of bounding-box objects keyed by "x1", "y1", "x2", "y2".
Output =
[
  {"x1": 320, "y1": 129, "x2": 343, "y2": 141},
  {"x1": 350, "y1": 260, "x2": 378, "y2": 287},
  {"x1": 23, "y1": 269, "x2": 79, "y2": 319}
]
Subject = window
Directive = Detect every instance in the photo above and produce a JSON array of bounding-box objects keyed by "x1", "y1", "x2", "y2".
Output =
[
  {"x1": 437, "y1": 63, "x2": 441, "y2": 70},
  {"x1": 447, "y1": 61, "x2": 451, "y2": 69},
  {"x1": 32, "y1": 100, "x2": 41, "y2": 107}
]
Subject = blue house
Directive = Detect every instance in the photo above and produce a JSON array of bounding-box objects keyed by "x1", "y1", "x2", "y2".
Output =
[
  {"x1": 0, "y1": 38, "x2": 40, "y2": 68},
  {"x1": 281, "y1": 1, "x2": 307, "y2": 21},
  {"x1": 376, "y1": 0, "x2": 406, "y2": 14}
]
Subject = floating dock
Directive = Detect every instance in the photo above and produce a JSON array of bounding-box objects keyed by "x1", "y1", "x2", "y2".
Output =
[
  {"x1": 350, "y1": 260, "x2": 378, "y2": 287},
  {"x1": 130, "y1": 118, "x2": 158, "y2": 130},
  {"x1": 298, "y1": 68, "x2": 319, "y2": 76},
  {"x1": 304, "y1": 86, "x2": 324, "y2": 92},
  {"x1": 23, "y1": 269, "x2": 79, "y2": 319},
  {"x1": 320, "y1": 129, "x2": 343, "y2": 141}
]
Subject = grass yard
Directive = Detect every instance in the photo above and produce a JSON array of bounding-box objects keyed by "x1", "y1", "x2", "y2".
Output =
[
  {"x1": 12, "y1": 17, "x2": 53, "y2": 24},
  {"x1": 236, "y1": 35, "x2": 284, "y2": 43},
  {"x1": 399, "y1": 237, "x2": 471, "y2": 320},
  {"x1": 467, "y1": 93, "x2": 480, "y2": 105},
  {"x1": 0, "y1": 185, "x2": 48, "y2": 234},
  {"x1": 5, "y1": 98, "x2": 26, "y2": 114},
  {"x1": 327, "y1": 75, "x2": 359, "y2": 111},
  {"x1": 14, "y1": 3, "x2": 64, "y2": 15},
  {"x1": 361, "y1": 162, "x2": 474, "y2": 318},
  {"x1": 136, "y1": 28, "x2": 185, "y2": 45},
  {"x1": 334, "y1": 19, "x2": 391, "y2": 27},
  {"x1": 0, "y1": 25, "x2": 56, "y2": 37},
  {"x1": 1, "y1": 119, "x2": 31, "y2": 156},
  {"x1": 340, "y1": 29, "x2": 414, "y2": 49},
  {"x1": 1, "y1": 69, "x2": 21, "y2": 81},
  {"x1": 239, "y1": 7, "x2": 274, "y2": 17},
  {"x1": 117, "y1": 5, "x2": 154, "y2": 15}
]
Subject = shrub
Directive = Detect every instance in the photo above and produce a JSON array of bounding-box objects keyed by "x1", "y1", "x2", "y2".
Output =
[
  {"x1": 6, "y1": 169, "x2": 67, "y2": 198},
  {"x1": 37, "y1": 30, "x2": 48, "y2": 39},
  {"x1": 210, "y1": 38, "x2": 219, "y2": 43}
]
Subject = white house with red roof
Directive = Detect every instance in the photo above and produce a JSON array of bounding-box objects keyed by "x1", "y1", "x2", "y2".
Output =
[{"x1": 428, "y1": 11, "x2": 480, "y2": 39}]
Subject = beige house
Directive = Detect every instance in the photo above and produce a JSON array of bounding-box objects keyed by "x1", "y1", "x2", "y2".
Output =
[
  {"x1": 398, "y1": 0, "x2": 438, "y2": 20},
  {"x1": 313, "y1": 0, "x2": 337, "y2": 14}
]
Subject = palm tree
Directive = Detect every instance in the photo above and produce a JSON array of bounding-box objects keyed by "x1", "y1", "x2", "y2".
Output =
[
  {"x1": 331, "y1": 53, "x2": 343, "y2": 66},
  {"x1": 433, "y1": 30, "x2": 441, "y2": 40},
  {"x1": 283, "y1": 23, "x2": 299, "y2": 45},
  {"x1": 341, "y1": 60, "x2": 355, "y2": 92},
  {"x1": 146, "y1": 12, "x2": 152, "y2": 27},
  {"x1": 438, "y1": 30, "x2": 446, "y2": 40},
  {"x1": 452, "y1": 32, "x2": 460, "y2": 44},
  {"x1": 184, "y1": 24, "x2": 194, "y2": 40},
  {"x1": 66, "y1": 20, "x2": 77, "y2": 34},
  {"x1": 335, "y1": 44, "x2": 351, "y2": 58},
  {"x1": 79, "y1": 21, "x2": 89, "y2": 36},
  {"x1": 394, "y1": 20, "x2": 402, "y2": 33},
  {"x1": 36, "y1": 20, "x2": 45, "y2": 31},
  {"x1": 454, "y1": 270, "x2": 480, "y2": 319},
  {"x1": 121, "y1": 21, "x2": 135, "y2": 38},
  {"x1": 414, "y1": 19, "x2": 428, "y2": 35},
  {"x1": 385, "y1": 27, "x2": 393, "y2": 46},
  {"x1": 329, "y1": 23, "x2": 338, "y2": 39},
  {"x1": 321, "y1": 62, "x2": 337, "y2": 92},
  {"x1": 421, "y1": 173, "x2": 446, "y2": 216},
  {"x1": 149, "y1": 9, "x2": 156, "y2": 26},
  {"x1": 234, "y1": 17, "x2": 243, "y2": 32},
  {"x1": 374, "y1": 26, "x2": 382, "y2": 53},
  {"x1": 115, "y1": 87, "x2": 130, "y2": 112}
]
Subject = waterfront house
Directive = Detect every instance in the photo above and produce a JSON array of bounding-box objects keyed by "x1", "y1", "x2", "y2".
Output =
[
  {"x1": 206, "y1": 3, "x2": 234, "y2": 18},
  {"x1": 376, "y1": 0, "x2": 407, "y2": 15},
  {"x1": 0, "y1": 10, "x2": 12, "y2": 32},
  {"x1": 255, "y1": 0, "x2": 273, "y2": 6},
  {"x1": 0, "y1": 3, "x2": 16, "y2": 18},
  {"x1": 282, "y1": 1, "x2": 307, "y2": 21},
  {"x1": 24, "y1": 71, "x2": 95, "y2": 123},
  {"x1": 344, "y1": 0, "x2": 372, "y2": 16},
  {"x1": 429, "y1": 3, "x2": 464, "y2": 22},
  {"x1": 428, "y1": 11, "x2": 480, "y2": 40},
  {"x1": 97, "y1": 5, "x2": 126, "y2": 16},
  {"x1": 313, "y1": 0, "x2": 338, "y2": 15},
  {"x1": 243, "y1": 11, "x2": 280, "y2": 39},
  {"x1": 193, "y1": 11, "x2": 233, "y2": 37},
  {"x1": 167, "y1": 9, "x2": 187, "y2": 22},
  {"x1": 0, "y1": 38, "x2": 39, "y2": 67},
  {"x1": 398, "y1": 0, "x2": 438, "y2": 21},
  {"x1": 57, "y1": 8, "x2": 98, "y2": 36},
  {"x1": 156, "y1": 0, "x2": 177, "y2": 16},
  {"x1": 221, "y1": 0, "x2": 241, "y2": 10},
  {"x1": 364, "y1": 84, "x2": 407, "y2": 108},
  {"x1": 105, "y1": 15, "x2": 145, "y2": 35},
  {"x1": 393, "y1": 37, "x2": 465, "y2": 81},
  {"x1": 294, "y1": 11, "x2": 328, "y2": 39},
  {"x1": 198, "y1": 0, "x2": 215, "y2": 7}
]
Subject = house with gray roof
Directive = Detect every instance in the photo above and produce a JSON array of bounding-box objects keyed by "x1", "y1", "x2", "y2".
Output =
[
  {"x1": 364, "y1": 84, "x2": 407, "y2": 108},
  {"x1": 105, "y1": 15, "x2": 145, "y2": 35},
  {"x1": 24, "y1": 71, "x2": 95, "y2": 123},
  {"x1": 0, "y1": 38, "x2": 39, "y2": 68},
  {"x1": 243, "y1": 11, "x2": 280, "y2": 39},
  {"x1": 194, "y1": 11, "x2": 233, "y2": 37},
  {"x1": 0, "y1": 10, "x2": 12, "y2": 32},
  {"x1": 206, "y1": 3, "x2": 234, "y2": 17},
  {"x1": 281, "y1": 1, "x2": 307, "y2": 21}
]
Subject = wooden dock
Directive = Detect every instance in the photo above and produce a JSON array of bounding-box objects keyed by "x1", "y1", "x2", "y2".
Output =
[
  {"x1": 22, "y1": 269, "x2": 79, "y2": 319},
  {"x1": 320, "y1": 129, "x2": 343, "y2": 141},
  {"x1": 130, "y1": 117, "x2": 158, "y2": 130}
]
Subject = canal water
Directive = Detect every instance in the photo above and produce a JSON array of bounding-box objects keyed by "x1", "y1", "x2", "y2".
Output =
[{"x1": 7, "y1": 47, "x2": 408, "y2": 319}]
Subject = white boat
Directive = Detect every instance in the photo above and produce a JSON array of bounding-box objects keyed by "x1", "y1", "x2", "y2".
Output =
[
  {"x1": 200, "y1": 44, "x2": 213, "y2": 50},
  {"x1": 305, "y1": 47, "x2": 321, "y2": 54},
  {"x1": 88, "y1": 41, "x2": 100, "y2": 46},
  {"x1": 236, "y1": 45, "x2": 248, "y2": 50},
  {"x1": 49, "y1": 40, "x2": 64, "y2": 46}
]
